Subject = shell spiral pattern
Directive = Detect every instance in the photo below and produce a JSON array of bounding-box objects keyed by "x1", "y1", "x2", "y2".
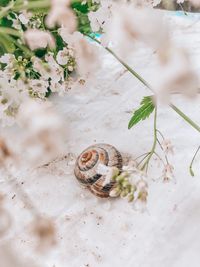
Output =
[{"x1": 74, "y1": 144, "x2": 123, "y2": 198}]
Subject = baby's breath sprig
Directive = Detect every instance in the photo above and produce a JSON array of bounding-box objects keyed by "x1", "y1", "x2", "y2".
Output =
[
  {"x1": 111, "y1": 167, "x2": 149, "y2": 211},
  {"x1": 97, "y1": 162, "x2": 149, "y2": 211},
  {"x1": 111, "y1": 171, "x2": 136, "y2": 200}
]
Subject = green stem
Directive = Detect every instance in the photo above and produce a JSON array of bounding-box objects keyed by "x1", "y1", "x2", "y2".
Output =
[
  {"x1": 5, "y1": 34, "x2": 33, "y2": 57},
  {"x1": 153, "y1": 151, "x2": 165, "y2": 166},
  {"x1": 156, "y1": 129, "x2": 165, "y2": 140},
  {"x1": 156, "y1": 136, "x2": 169, "y2": 165},
  {"x1": 87, "y1": 34, "x2": 200, "y2": 135},
  {"x1": 141, "y1": 107, "x2": 157, "y2": 171},
  {"x1": 189, "y1": 145, "x2": 200, "y2": 177},
  {"x1": 14, "y1": 0, "x2": 50, "y2": 11},
  {"x1": 134, "y1": 152, "x2": 150, "y2": 162},
  {"x1": 87, "y1": 35, "x2": 152, "y2": 90},
  {"x1": 0, "y1": 27, "x2": 22, "y2": 37},
  {"x1": 170, "y1": 103, "x2": 200, "y2": 133},
  {"x1": 136, "y1": 152, "x2": 151, "y2": 167},
  {"x1": 0, "y1": 1, "x2": 14, "y2": 19}
]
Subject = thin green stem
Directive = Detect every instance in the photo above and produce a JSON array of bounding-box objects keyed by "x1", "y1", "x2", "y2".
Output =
[
  {"x1": 153, "y1": 151, "x2": 165, "y2": 166},
  {"x1": 170, "y1": 103, "x2": 200, "y2": 133},
  {"x1": 156, "y1": 137, "x2": 169, "y2": 165},
  {"x1": 0, "y1": 27, "x2": 22, "y2": 37},
  {"x1": 5, "y1": 34, "x2": 33, "y2": 57},
  {"x1": 87, "y1": 34, "x2": 152, "y2": 90},
  {"x1": 0, "y1": 0, "x2": 14, "y2": 19},
  {"x1": 141, "y1": 107, "x2": 157, "y2": 171},
  {"x1": 87, "y1": 34, "x2": 200, "y2": 135},
  {"x1": 134, "y1": 152, "x2": 150, "y2": 162},
  {"x1": 189, "y1": 145, "x2": 200, "y2": 177},
  {"x1": 178, "y1": 3, "x2": 188, "y2": 16},
  {"x1": 136, "y1": 152, "x2": 151, "y2": 167},
  {"x1": 156, "y1": 129, "x2": 165, "y2": 140},
  {"x1": 14, "y1": 0, "x2": 50, "y2": 11}
]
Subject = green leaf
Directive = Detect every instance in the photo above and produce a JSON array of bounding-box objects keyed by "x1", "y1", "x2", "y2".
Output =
[
  {"x1": 128, "y1": 96, "x2": 155, "y2": 129},
  {"x1": 0, "y1": 32, "x2": 15, "y2": 53},
  {"x1": 0, "y1": 0, "x2": 11, "y2": 7}
]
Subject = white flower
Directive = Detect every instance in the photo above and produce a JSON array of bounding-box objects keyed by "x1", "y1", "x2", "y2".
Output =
[
  {"x1": 161, "y1": 139, "x2": 174, "y2": 155},
  {"x1": 102, "y1": 3, "x2": 169, "y2": 57},
  {"x1": 50, "y1": 80, "x2": 70, "y2": 95},
  {"x1": 136, "y1": 179, "x2": 148, "y2": 191},
  {"x1": 59, "y1": 31, "x2": 100, "y2": 76},
  {"x1": 162, "y1": 164, "x2": 174, "y2": 182},
  {"x1": 32, "y1": 57, "x2": 51, "y2": 80},
  {"x1": 88, "y1": 1, "x2": 112, "y2": 33},
  {"x1": 68, "y1": 65, "x2": 74, "y2": 72},
  {"x1": 154, "y1": 48, "x2": 199, "y2": 100},
  {"x1": 109, "y1": 187, "x2": 120, "y2": 197},
  {"x1": 0, "y1": 54, "x2": 15, "y2": 64},
  {"x1": 133, "y1": 179, "x2": 148, "y2": 212},
  {"x1": 33, "y1": 56, "x2": 65, "y2": 85},
  {"x1": 17, "y1": 100, "x2": 66, "y2": 167},
  {"x1": 122, "y1": 160, "x2": 137, "y2": 173},
  {"x1": 45, "y1": 53, "x2": 64, "y2": 83},
  {"x1": 133, "y1": 196, "x2": 148, "y2": 212},
  {"x1": 56, "y1": 48, "x2": 69, "y2": 65},
  {"x1": 18, "y1": 13, "x2": 29, "y2": 25},
  {"x1": 24, "y1": 29, "x2": 55, "y2": 50},
  {"x1": 46, "y1": 0, "x2": 77, "y2": 32},
  {"x1": 29, "y1": 79, "x2": 49, "y2": 98}
]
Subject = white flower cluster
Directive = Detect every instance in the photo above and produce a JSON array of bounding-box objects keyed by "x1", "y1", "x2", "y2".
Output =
[
  {"x1": 0, "y1": 45, "x2": 76, "y2": 126},
  {"x1": 97, "y1": 162, "x2": 149, "y2": 212}
]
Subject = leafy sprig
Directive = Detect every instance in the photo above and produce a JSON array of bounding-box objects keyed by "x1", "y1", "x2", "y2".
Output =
[{"x1": 128, "y1": 96, "x2": 155, "y2": 129}]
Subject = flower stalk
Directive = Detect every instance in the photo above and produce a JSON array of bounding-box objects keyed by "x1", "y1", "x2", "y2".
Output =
[
  {"x1": 189, "y1": 145, "x2": 200, "y2": 176},
  {"x1": 141, "y1": 107, "x2": 157, "y2": 172},
  {"x1": 87, "y1": 34, "x2": 200, "y2": 135}
]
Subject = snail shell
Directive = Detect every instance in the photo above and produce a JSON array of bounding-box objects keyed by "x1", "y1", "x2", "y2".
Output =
[{"x1": 74, "y1": 143, "x2": 123, "y2": 198}]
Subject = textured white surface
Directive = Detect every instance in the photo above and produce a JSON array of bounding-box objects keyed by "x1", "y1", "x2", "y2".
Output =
[{"x1": 2, "y1": 13, "x2": 200, "y2": 267}]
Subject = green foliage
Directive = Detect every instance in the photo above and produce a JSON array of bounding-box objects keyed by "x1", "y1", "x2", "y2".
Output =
[
  {"x1": 0, "y1": 32, "x2": 15, "y2": 53},
  {"x1": 128, "y1": 96, "x2": 155, "y2": 129},
  {"x1": 72, "y1": 0, "x2": 99, "y2": 34},
  {"x1": 71, "y1": 0, "x2": 89, "y2": 14},
  {"x1": 0, "y1": 0, "x2": 11, "y2": 7}
]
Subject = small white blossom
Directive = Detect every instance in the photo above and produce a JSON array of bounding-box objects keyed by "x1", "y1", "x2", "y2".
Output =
[
  {"x1": 162, "y1": 164, "x2": 175, "y2": 182},
  {"x1": 18, "y1": 13, "x2": 29, "y2": 25},
  {"x1": 29, "y1": 79, "x2": 49, "y2": 98},
  {"x1": 133, "y1": 179, "x2": 148, "y2": 212},
  {"x1": 56, "y1": 48, "x2": 69, "y2": 65},
  {"x1": 161, "y1": 139, "x2": 174, "y2": 155},
  {"x1": 46, "y1": 0, "x2": 77, "y2": 32},
  {"x1": 17, "y1": 100, "x2": 66, "y2": 167},
  {"x1": 109, "y1": 187, "x2": 120, "y2": 197},
  {"x1": 0, "y1": 54, "x2": 15, "y2": 64},
  {"x1": 59, "y1": 31, "x2": 100, "y2": 76},
  {"x1": 24, "y1": 29, "x2": 55, "y2": 50}
]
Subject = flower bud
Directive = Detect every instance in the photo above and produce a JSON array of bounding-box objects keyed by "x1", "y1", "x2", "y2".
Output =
[{"x1": 128, "y1": 194, "x2": 134, "y2": 202}]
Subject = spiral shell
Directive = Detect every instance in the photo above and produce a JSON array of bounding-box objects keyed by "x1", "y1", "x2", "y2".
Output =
[{"x1": 74, "y1": 144, "x2": 123, "y2": 198}]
